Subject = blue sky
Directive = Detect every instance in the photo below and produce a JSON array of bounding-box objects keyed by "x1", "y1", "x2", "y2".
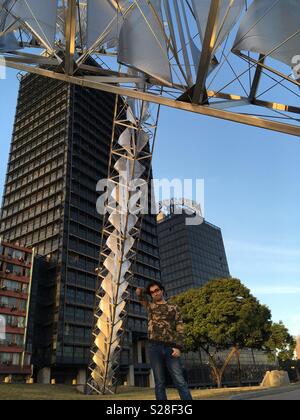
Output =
[
  {"x1": 153, "y1": 105, "x2": 300, "y2": 337},
  {"x1": 1, "y1": 68, "x2": 300, "y2": 337}
]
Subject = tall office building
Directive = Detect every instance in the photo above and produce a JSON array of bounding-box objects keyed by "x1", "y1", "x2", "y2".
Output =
[
  {"x1": 157, "y1": 212, "x2": 230, "y2": 297},
  {"x1": 0, "y1": 71, "x2": 160, "y2": 386}
]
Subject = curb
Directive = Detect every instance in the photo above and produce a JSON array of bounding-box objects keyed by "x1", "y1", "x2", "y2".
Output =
[{"x1": 230, "y1": 384, "x2": 300, "y2": 400}]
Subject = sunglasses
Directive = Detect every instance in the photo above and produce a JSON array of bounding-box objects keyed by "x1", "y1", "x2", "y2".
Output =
[{"x1": 150, "y1": 288, "x2": 162, "y2": 295}]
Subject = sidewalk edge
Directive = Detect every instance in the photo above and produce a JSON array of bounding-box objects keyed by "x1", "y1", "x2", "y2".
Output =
[{"x1": 230, "y1": 384, "x2": 300, "y2": 400}]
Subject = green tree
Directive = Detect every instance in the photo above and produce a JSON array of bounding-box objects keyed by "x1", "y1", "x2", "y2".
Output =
[
  {"x1": 170, "y1": 278, "x2": 272, "y2": 388},
  {"x1": 266, "y1": 321, "x2": 296, "y2": 363}
]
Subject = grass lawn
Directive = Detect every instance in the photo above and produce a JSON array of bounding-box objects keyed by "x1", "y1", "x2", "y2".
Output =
[{"x1": 0, "y1": 384, "x2": 262, "y2": 400}]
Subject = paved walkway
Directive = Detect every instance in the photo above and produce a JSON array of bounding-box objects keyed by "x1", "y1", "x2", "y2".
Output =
[
  {"x1": 231, "y1": 384, "x2": 300, "y2": 400},
  {"x1": 248, "y1": 388, "x2": 300, "y2": 400}
]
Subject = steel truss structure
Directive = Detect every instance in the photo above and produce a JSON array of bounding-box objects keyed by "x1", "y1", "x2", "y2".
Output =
[
  {"x1": 0, "y1": 1, "x2": 299, "y2": 136},
  {"x1": 0, "y1": 0, "x2": 299, "y2": 394},
  {"x1": 87, "y1": 95, "x2": 160, "y2": 394}
]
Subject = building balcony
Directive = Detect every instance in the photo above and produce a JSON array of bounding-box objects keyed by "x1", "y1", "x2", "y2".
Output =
[
  {"x1": 4, "y1": 326, "x2": 25, "y2": 335},
  {"x1": 0, "y1": 241, "x2": 32, "y2": 253},
  {"x1": 0, "y1": 306, "x2": 26, "y2": 317},
  {"x1": 0, "y1": 364, "x2": 31, "y2": 375},
  {"x1": 0, "y1": 289, "x2": 28, "y2": 300},
  {"x1": 0, "y1": 255, "x2": 32, "y2": 268},
  {"x1": 0, "y1": 344, "x2": 24, "y2": 353},
  {"x1": 0, "y1": 272, "x2": 30, "y2": 284}
]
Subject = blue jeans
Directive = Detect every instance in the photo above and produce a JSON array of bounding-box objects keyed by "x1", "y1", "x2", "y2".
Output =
[{"x1": 149, "y1": 343, "x2": 193, "y2": 401}]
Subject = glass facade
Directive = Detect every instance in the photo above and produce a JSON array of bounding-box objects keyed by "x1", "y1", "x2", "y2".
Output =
[
  {"x1": 157, "y1": 214, "x2": 230, "y2": 297},
  {"x1": 182, "y1": 348, "x2": 276, "y2": 387},
  {"x1": 0, "y1": 70, "x2": 160, "y2": 384}
]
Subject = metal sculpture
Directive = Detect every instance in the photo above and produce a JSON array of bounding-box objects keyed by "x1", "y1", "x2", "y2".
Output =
[
  {"x1": 0, "y1": 1, "x2": 299, "y2": 135},
  {"x1": 88, "y1": 94, "x2": 160, "y2": 394}
]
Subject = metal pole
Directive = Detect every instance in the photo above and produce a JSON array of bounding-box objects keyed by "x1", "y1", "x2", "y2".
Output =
[{"x1": 65, "y1": 0, "x2": 77, "y2": 75}]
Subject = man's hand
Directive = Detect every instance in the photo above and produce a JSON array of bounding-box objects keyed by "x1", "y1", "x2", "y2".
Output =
[
  {"x1": 136, "y1": 288, "x2": 150, "y2": 309},
  {"x1": 172, "y1": 348, "x2": 181, "y2": 358}
]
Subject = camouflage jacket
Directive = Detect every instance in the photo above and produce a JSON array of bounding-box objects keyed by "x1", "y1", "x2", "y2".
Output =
[{"x1": 138, "y1": 290, "x2": 184, "y2": 350}]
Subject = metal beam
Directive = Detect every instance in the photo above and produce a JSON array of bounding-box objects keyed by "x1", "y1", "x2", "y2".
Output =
[
  {"x1": 4, "y1": 51, "x2": 60, "y2": 62},
  {"x1": 78, "y1": 63, "x2": 179, "y2": 89},
  {"x1": 249, "y1": 54, "x2": 265, "y2": 102},
  {"x1": 1, "y1": 58, "x2": 299, "y2": 137},
  {"x1": 235, "y1": 51, "x2": 300, "y2": 89},
  {"x1": 3, "y1": 56, "x2": 59, "y2": 65},
  {"x1": 192, "y1": 0, "x2": 221, "y2": 104},
  {"x1": 78, "y1": 64, "x2": 130, "y2": 77},
  {"x1": 173, "y1": 0, "x2": 193, "y2": 86},
  {"x1": 65, "y1": 0, "x2": 77, "y2": 75},
  {"x1": 207, "y1": 90, "x2": 300, "y2": 116},
  {"x1": 254, "y1": 99, "x2": 300, "y2": 116},
  {"x1": 83, "y1": 76, "x2": 144, "y2": 84},
  {"x1": 210, "y1": 99, "x2": 250, "y2": 110}
]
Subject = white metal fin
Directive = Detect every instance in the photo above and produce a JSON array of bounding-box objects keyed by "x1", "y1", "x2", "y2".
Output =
[
  {"x1": 234, "y1": 0, "x2": 300, "y2": 68},
  {"x1": 9, "y1": 0, "x2": 58, "y2": 51},
  {"x1": 192, "y1": 0, "x2": 244, "y2": 54},
  {"x1": 118, "y1": 0, "x2": 172, "y2": 84}
]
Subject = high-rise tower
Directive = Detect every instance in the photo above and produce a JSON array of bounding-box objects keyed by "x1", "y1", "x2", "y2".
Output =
[
  {"x1": 157, "y1": 211, "x2": 230, "y2": 297},
  {"x1": 0, "y1": 71, "x2": 160, "y2": 386}
]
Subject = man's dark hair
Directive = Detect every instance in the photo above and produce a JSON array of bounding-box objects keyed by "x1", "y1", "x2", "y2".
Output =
[{"x1": 146, "y1": 281, "x2": 166, "y2": 297}]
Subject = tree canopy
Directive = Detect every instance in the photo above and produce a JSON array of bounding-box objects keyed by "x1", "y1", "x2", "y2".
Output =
[
  {"x1": 265, "y1": 321, "x2": 296, "y2": 363},
  {"x1": 170, "y1": 278, "x2": 272, "y2": 353},
  {"x1": 170, "y1": 278, "x2": 296, "y2": 387}
]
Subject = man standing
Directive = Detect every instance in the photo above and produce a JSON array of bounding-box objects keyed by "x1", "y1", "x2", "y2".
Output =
[{"x1": 136, "y1": 281, "x2": 193, "y2": 401}]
